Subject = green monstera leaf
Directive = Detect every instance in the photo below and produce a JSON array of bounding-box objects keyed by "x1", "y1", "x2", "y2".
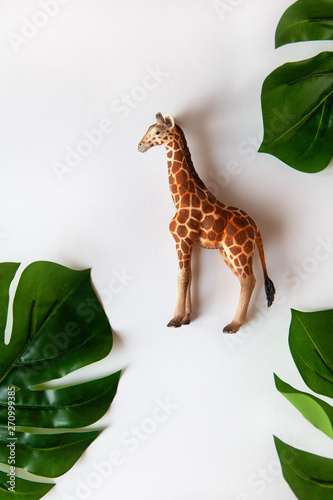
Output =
[
  {"x1": 289, "y1": 308, "x2": 333, "y2": 398},
  {"x1": 0, "y1": 261, "x2": 120, "y2": 498},
  {"x1": 260, "y1": 0, "x2": 333, "y2": 173},
  {"x1": 274, "y1": 374, "x2": 333, "y2": 439},
  {"x1": 275, "y1": 0, "x2": 333, "y2": 48},
  {"x1": 274, "y1": 437, "x2": 333, "y2": 500},
  {"x1": 259, "y1": 51, "x2": 333, "y2": 173},
  {"x1": 274, "y1": 309, "x2": 333, "y2": 499}
]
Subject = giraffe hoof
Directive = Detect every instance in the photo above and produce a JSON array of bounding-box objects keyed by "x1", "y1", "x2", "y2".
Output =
[
  {"x1": 167, "y1": 319, "x2": 182, "y2": 328},
  {"x1": 223, "y1": 324, "x2": 239, "y2": 334},
  {"x1": 182, "y1": 319, "x2": 191, "y2": 325}
]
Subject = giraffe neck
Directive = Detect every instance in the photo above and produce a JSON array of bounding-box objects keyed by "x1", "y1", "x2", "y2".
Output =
[{"x1": 166, "y1": 125, "x2": 207, "y2": 208}]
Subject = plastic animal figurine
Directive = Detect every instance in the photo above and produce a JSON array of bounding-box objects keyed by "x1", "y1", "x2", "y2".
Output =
[{"x1": 138, "y1": 113, "x2": 275, "y2": 333}]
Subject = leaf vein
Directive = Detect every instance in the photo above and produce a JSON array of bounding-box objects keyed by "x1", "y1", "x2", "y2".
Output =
[{"x1": 263, "y1": 88, "x2": 333, "y2": 150}]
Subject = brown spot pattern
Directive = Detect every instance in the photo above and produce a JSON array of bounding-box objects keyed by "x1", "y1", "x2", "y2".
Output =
[
  {"x1": 230, "y1": 246, "x2": 241, "y2": 256},
  {"x1": 176, "y1": 170, "x2": 188, "y2": 184},
  {"x1": 234, "y1": 216, "x2": 248, "y2": 229},
  {"x1": 197, "y1": 188, "x2": 206, "y2": 200},
  {"x1": 207, "y1": 192, "x2": 216, "y2": 203},
  {"x1": 239, "y1": 254, "x2": 247, "y2": 266},
  {"x1": 188, "y1": 218, "x2": 199, "y2": 230},
  {"x1": 246, "y1": 226, "x2": 255, "y2": 239},
  {"x1": 235, "y1": 230, "x2": 247, "y2": 245},
  {"x1": 244, "y1": 241, "x2": 254, "y2": 254},
  {"x1": 181, "y1": 194, "x2": 191, "y2": 207},
  {"x1": 174, "y1": 150, "x2": 183, "y2": 162},
  {"x1": 181, "y1": 240, "x2": 189, "y2": 253},
  {"x1": 177, "y1": 225, "x2": 188, "y2": 237},
  {"x1": 213, "y1": 219, "x2": 225, "y2": 233},
  {"x1": 178, "y1": 210, "x2": 189, "y2": 224},
  {"x1": 226, "y1": 223, "x2": 237, "y2": 236},
  {"x1": 225, "y1": 236, "x2": 233, "y2": 246},
  {"x1": 192, "y1": 195, "x2": 201, "y2": 208},
  {"x1": 188, "y1": 181, "x2": 195, "y2": 191},
  {"x1": 202, "y1": 215, "x2": 214, "y2": 230},
  {"x1": 202, "y1": 201, "x2": 214, "y2": 213},
  {"x1": 191, "y1": 209, "x2": 202, "y2": 220},
  {"x1": 169, "y1": 220, "x2": 176, "y2": 232}
]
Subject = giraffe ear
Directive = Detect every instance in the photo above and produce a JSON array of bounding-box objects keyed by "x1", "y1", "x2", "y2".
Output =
[
  {"x1": 156, "y1": 113, "x2": 164, "y2": 125},
  {"x1": 165, "y1": 114, "x2": 175, "y2": 129}
]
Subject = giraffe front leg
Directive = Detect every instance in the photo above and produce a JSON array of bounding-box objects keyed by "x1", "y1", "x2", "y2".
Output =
[
  {"x1": 167, "y1": 236, "x2": 193, "y2": 328},
  {"x1": 167, "y1": 262, "x2": 192, "y2": 328},
  {"x1": 180, "y1": 263, "x2": 192, "y2": 325}
]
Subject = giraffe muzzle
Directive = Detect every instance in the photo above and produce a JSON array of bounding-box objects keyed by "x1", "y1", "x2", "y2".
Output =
[{"x1": 138, "y1": 141, "x2": 151, "y2": 153}]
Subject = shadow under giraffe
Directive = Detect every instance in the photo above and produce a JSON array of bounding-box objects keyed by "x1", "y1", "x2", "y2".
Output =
[{"x1": 138, "y1": 113, "x2": 275, "y2": 333}]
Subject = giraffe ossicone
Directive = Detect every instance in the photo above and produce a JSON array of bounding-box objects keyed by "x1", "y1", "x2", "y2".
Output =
[{"x1": 138, "y1": 113, "x2": 275, "y2": 333}]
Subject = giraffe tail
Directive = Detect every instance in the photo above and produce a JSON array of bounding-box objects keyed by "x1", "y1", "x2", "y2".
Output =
[{"x1": 255, "y1": 229, "x2": 275, "y2": 307}]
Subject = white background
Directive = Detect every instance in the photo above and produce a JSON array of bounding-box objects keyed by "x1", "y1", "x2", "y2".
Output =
[{"x1": 1, "y1": 1, "x2": 333, "y2": 499}]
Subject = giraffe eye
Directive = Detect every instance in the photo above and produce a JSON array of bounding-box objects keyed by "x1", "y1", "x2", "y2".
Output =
[{"x1": 155, "y1": 131, "x2": 160, "y2": 135}]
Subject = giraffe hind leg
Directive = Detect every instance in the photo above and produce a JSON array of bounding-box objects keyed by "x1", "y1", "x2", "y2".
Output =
[
  {"x1": 219, "y1": 249, "x2": 256, "y2": 334},
  {"x1": 223, "y1": 274, "x2": 256, "y2": 333},
  {"x1": 182, "y1": 275, "x2": 192, "y2": 324}
]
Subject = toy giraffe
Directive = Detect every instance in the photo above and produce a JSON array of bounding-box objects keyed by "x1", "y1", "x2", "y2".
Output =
[{"x1": 138, "y1": 113, "x2": 275, "y2": 333}]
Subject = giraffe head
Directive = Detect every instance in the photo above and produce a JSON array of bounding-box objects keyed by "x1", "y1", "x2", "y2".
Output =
[{"x1": 138, "y1": 113, "x2": 175, "y2": 152}]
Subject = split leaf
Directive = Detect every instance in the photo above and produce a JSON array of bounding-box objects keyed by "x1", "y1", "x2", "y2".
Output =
[
  {"x1": 0, "y1": 261, "x2": 120, "y2": 498},
  {"x1": 259, "y1": 51, "x2": 333, "y2": 173}
]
